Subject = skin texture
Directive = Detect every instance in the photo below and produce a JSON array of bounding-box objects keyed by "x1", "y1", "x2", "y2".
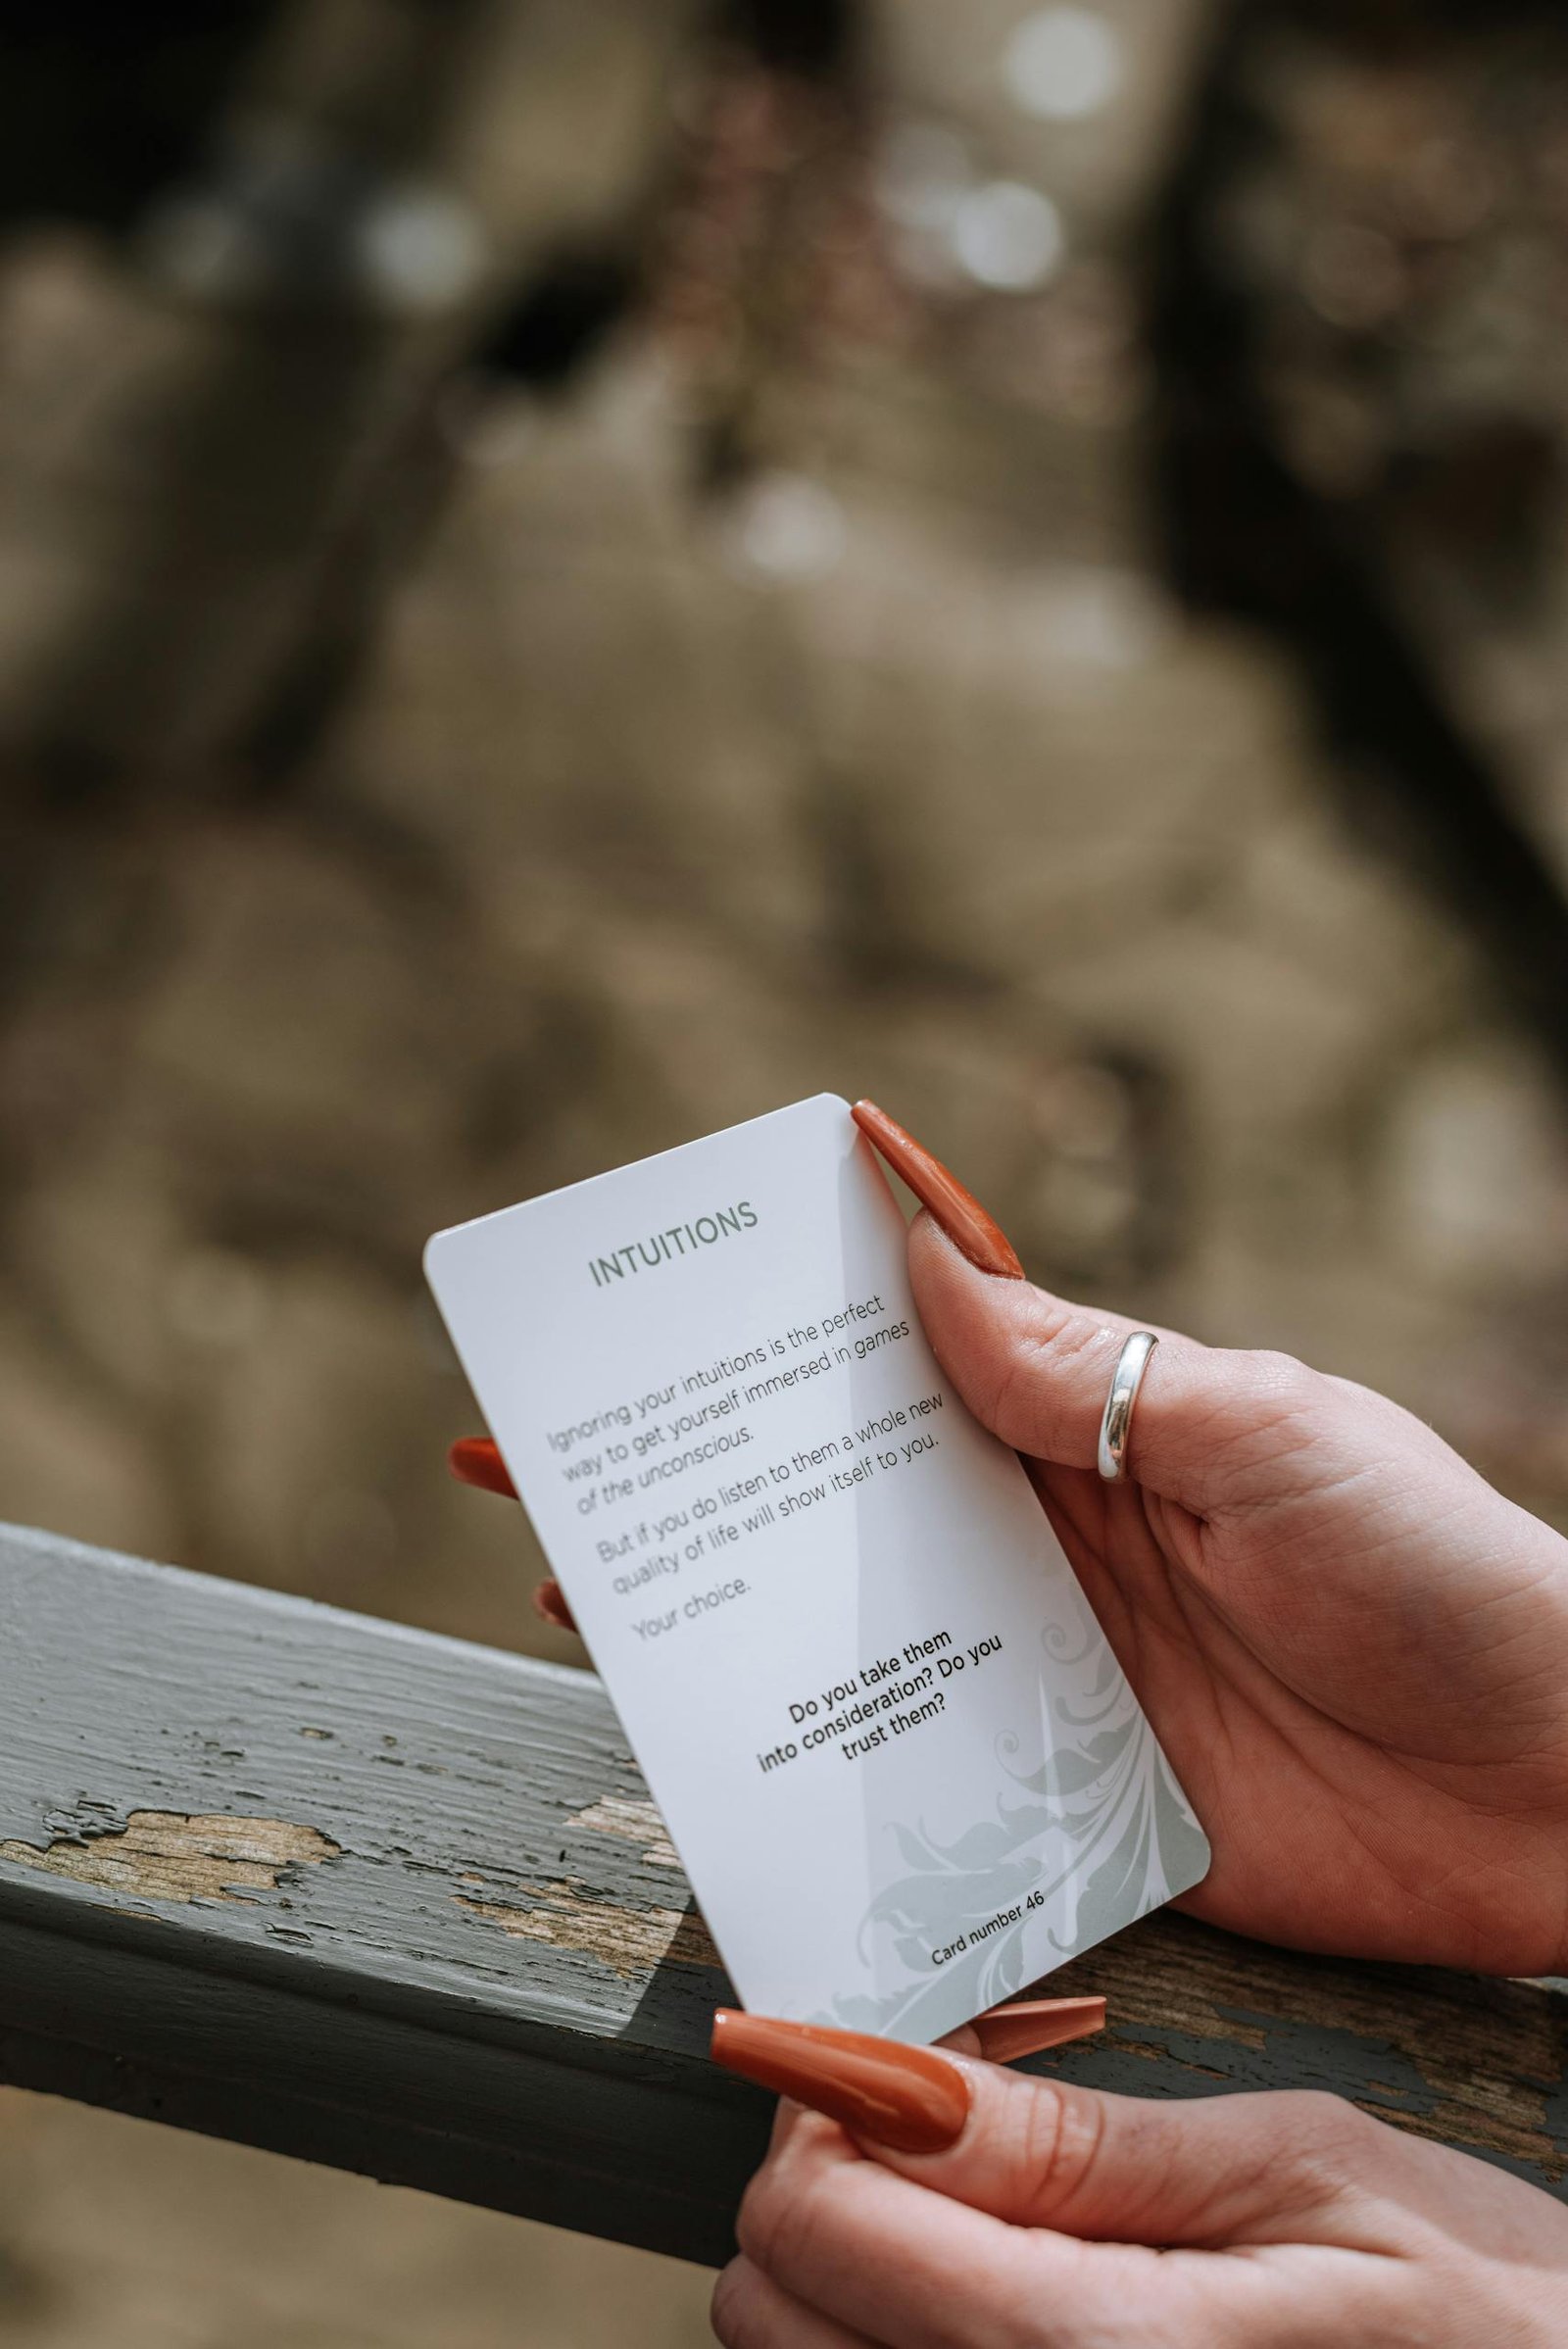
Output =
[
  {"x1": 713, "y1": 2047, "x2": 1568, "y2": 2346},
  {"x1": 455, "y1": 1121, "x2": 1568, "y2": 1973},
  {"x1": 447, "y1": 1111, "x2": 1568, "y2": 2337},
  {"x1": 905, "y1": 1216, "x2": 1568, "y2": 1979},
  {"x1": 711, "y1": 1200, "x2": 1568, "y2": 2347}
]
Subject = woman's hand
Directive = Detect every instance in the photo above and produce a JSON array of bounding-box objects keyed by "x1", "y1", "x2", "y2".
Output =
[
  {"x1": 712, "y1": 2030, "x2": 1568, "y2": 2347},
  {"x1": 448, "y1": 1097, "x2": 1568, "y2": 1975},
  {"x1": 848, "y1": 1100, "x2": 1568, "y2": 1978}
]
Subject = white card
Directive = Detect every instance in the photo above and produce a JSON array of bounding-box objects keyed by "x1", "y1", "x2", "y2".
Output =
[{"x1": 426, "y1": 1095, "x2": 1208, "y2": 2044}]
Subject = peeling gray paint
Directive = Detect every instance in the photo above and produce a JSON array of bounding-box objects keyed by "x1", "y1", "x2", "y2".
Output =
[
  {"x1": 0, "y1": 1810, "x2": 339, "y2": 1903},
  {"x1": 1, "y1": 1516, "x2": 1565, "y2": 2266}
]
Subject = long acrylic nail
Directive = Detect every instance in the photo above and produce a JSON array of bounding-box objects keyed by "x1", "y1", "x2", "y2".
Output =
[
  {"x1": 710, "y1": 2011, "x2": 969, "y2": 2154},
  {"x1": 447, "y1": 1444, "x2": 578, "y2": 1633},
  {"x1": 448, "y1": 1436, "x2": 517, "y2": 1499},
  {"x1": 851, "y1": 1101, "x2": 1024, "y2": 1281},
  {"x1": 970, "y1": 1995, "x2": 1104, "y2": 2064}
]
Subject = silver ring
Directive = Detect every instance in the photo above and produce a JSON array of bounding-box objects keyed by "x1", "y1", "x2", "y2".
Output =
[{"x1": 1097, "y1": 1331, "x2": 1159, "y2": 1483}]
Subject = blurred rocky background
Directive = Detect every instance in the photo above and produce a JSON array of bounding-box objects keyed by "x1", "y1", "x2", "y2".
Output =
[{"x1": 3, "y1": 0, "x2": 1568, "y2": 2340}]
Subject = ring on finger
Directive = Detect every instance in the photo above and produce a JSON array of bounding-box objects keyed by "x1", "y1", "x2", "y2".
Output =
[{"x1": 1097, "y1": 1330, "x2": 1159, "y2": 1484}]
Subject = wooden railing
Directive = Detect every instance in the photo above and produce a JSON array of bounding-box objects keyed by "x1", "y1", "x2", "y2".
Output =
[{"x1": 1, "y1": 1521, "x2": 1564, "y2": 2267}]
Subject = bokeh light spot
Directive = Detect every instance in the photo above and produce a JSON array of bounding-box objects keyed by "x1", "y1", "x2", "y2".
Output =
[
  {"x1": 1004, "y1": 8, "x2": 1123, "y2": 122},
  {"x1": 952, "y1": 181, "x2": 1064, "y2": 291}
]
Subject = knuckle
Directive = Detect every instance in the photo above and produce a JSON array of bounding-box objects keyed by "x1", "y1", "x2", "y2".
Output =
[
  {"x1": 1249, "y1": 1348, "x2": 1325, "y2": 1418},
  {"x1": 1298, "y1": 2088, "x2": 1375, "y2": 2155},
  {"x1": 986, "y1": 1344, "x2": 1039, "y2": 1444},
  {"x1": 734, "y1": 2153, "x2": 824, "y2": 2288},
  {"x1": 1219, "y1": 1348, "x2": 1320, "y2": 1429},
  {"x1": 1018, "y1": 2080, "x2": 1107, "y2": 2218},
  {"x1": 989, "y1": 1302, "x2": 1113, "y2": 1442},
  {"x1": 733, "y1": 2166, "x2": 782, "y2": 2273},
  {"x1": 1193, "y1": 1346, "x2": 1333, "y2": 1496},
  {"x1": 1248, "y1": 1346, "x2": 1308, "y2": 1384},
  {"x1": 709, "y1": 2258, "x2": 759, "y2": 2348},
  {"x1": 1035, "y1": 1304, "x2": 1116, "y2": 1382},
  {"x1": 1273, "y1": 2091, "x2": 1378, "y2": 2203}
]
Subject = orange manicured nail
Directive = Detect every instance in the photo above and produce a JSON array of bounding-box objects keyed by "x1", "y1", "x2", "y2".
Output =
[
  {"x1": 710, "y1": 2011, "x2": 969, "y2": 2154},
  {"x1": 447, "y1": 1442, "x2": 579, "y2": 1635},
  {"x1": 851, "y1": 1101, "x2": 1024, "y2": 1281},
  {"x1": 970, "y1": 1995, "x2": 1104, "y2": 2063},
  {"x1": 448, "y1": 1436, "x2": 517, "y2": 1499}
]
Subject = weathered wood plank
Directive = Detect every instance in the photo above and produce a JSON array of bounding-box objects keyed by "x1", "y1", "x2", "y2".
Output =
[{"x1": 1, "y1": 1522, "x2": 1565, "y2": 2268}]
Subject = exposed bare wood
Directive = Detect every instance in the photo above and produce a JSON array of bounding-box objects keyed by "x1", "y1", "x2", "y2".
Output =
[
  {"x1": 0, "y1": 1811, "x2": 339, "y2": 1904},
  {"x1": 1, "y1": 1521, "x2": 1563, "y2": 2269}
]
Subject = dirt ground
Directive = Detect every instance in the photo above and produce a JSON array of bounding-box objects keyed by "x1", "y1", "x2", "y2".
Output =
[{"x1": 2, "y1": 1, "x2": 1567, "y2": 2342}]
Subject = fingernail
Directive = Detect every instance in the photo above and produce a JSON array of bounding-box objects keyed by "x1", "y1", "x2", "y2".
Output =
[
  {"x1": 970, "y1": 1995, "x2": 1104, "y2": 2064},
  {"x1": 533, "y1": 1578, "x2": 577, "y2": 1634},
  {"x1": 851, "y1": 1101, "x2": 1024, "y2": 1281},
  {"x1": 710, "y1": 2010, "x2": 969, "y2": 2154},
  {"x1": 448, "y1": 1436, "x2": 517, "y2": 1499},
  {"x1": 448, "y1": 1445, "x2": 576, "y2": 1632}
]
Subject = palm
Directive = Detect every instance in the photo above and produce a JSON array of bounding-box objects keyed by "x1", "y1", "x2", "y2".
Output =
[{"x1": 1029, "y1": 1425, "x2": 1568, "y2": 1975}]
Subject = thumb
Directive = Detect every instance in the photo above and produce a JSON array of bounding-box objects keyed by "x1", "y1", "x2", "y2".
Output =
[
  {"x1": 871, "y1": 2050, "x2": 1385, "y2": 2248},
  {"x1": 908, "y1": 1210, "x2": 1332, "y2": 1518},
  {"x1": 854, "y1": 1095, "x2": 1341, "y2": 1517},
  {"x1": 714, "y1": 2010, "x2": 1392, "y2": 2248}
]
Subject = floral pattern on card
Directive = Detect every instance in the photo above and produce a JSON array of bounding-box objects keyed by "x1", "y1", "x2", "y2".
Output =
[{"x1": 818, "y1": 1594, "x2": 1210, "y2": 2041}]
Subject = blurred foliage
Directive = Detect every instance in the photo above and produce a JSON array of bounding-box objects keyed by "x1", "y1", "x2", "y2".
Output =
[{"x1": 1, "y1": 2, "x2": 1568, "y2": 2343}]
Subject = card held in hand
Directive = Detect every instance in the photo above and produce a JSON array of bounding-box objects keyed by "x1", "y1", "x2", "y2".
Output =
[{"x1": 425, "y1": 1095, "x2": 1209, "y2": 2044}]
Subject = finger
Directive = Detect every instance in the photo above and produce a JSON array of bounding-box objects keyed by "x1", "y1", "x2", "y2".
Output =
[
  {"x1": 446, "y1": 1441, "x2": 581, "y2": 1633},
  {"x1": 738, "y1": 2111, "x2": 1169, "y2": 2349},
  {"x1": 716, "y1": 2015, "x2": 1385, "y2": 2248},
  {"x1": 711, "y1": 2254, "x2": 885, "y2": 2348},
  {"x1": 447, "y1": 1436, "x2": 516, "y2": 1499},
  {"x1": 906, "y1": 1213, "x2": 1335, "y2": 1517},
  {"x1": 862, "y1": 2057, "x2": 1385, "y2": 2248}
]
